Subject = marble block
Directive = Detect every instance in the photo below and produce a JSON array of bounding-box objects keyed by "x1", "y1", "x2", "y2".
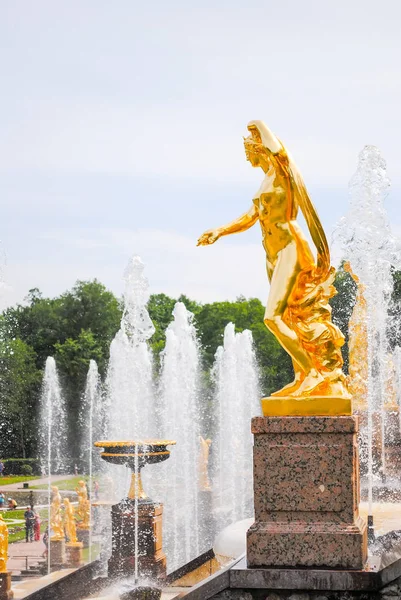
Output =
[
  {"x1": 0, "y1": 572, "x2": 13, "y2": 600},
  {"x1": 50, "y1": 538, "x2": 66, "y2": 568},
  {"x1": 108, "y1": 500, "x2": 166, "y2": 580},
  {"x1": 65, "y1": 542, "x2": 83, "y2": 568},
  {"x1": 247, "y1": 415, "x2": 368, "y2": 569}
]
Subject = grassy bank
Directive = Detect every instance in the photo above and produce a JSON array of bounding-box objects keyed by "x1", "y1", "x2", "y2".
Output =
[
  {"x1": 30, "y1": 476, "x2": 90, "y2": 491},
  {"x1": 0, "y1": 476, "x2": 37, "y2": 486}
]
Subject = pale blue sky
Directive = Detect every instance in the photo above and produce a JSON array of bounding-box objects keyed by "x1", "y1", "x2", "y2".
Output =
[{"x1": 1, "y1": 1, "x2": 401, "y2": 306}]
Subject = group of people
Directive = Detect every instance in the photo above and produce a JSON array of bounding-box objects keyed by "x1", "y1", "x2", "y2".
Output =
[
  {"x1": 24, "y1": 505, "x2": 41, "y2": 543},
  {"x1": 0, "y1": 493, "x2": 18, "y2": 510}
]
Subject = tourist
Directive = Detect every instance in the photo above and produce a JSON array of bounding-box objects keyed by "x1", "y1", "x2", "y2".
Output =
[
  {"x1": 7, "y1": 498, "x2": 17, "y2": 510},
  {"x1": 34, "y1": 513, "x2": 41, "y2": 541},
  {"x1": 42, "y1": 527, "x2": 49, "y2": 558},
  {"x1": 0, "y1": 462, "x2": 4, "y2": 477},
  {"x1": 0, "y1": 493, "x2": 5, "y2": 510},
  {"x1": 24, "y1": 506, "x2": 35, "y2": 542},
  {"x1": 94, "y1": 480, "x2": 99, "y2": 501},
  {"x1": 74, "y1": 463, "x2": 78, "y2": 475}
]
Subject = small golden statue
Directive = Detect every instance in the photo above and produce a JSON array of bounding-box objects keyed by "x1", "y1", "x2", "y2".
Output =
[
  {"x1": 50, "y1": 486, "x2": 64, "y2": 540},
  {"x1": 198, "y1": 121, "x2": 350, "y2": 416},
  {"x1": 345, "y1": 262, "x2": 398, "y2": 414},
  {"x1": 0, "y1": 514, "x2": 9, "y2": 573},
  {"x1": 75, "y1": 480, "x2": 90, "y2": 529},
  {"x1": 344, "y1": 262, "x2": 368, "y2": 411},
  {"x1": 63, "y1": 499, "x2": 79, "y2": 545},
  {"x1": 199, "y1": 436, "x2": 212, "y2": 491}
]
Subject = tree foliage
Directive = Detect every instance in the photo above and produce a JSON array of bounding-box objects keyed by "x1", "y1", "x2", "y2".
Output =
[{"x1": 0, "y1": 337, "x2": 41, "y2": 458}]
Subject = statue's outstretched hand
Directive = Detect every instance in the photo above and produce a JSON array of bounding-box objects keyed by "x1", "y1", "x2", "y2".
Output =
[{"x1": 197, "y1": 229, "x2": 220, "y2": 246}]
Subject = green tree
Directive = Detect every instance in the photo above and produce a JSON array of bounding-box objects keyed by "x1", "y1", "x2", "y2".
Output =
[
  {"x1": 55, "y1": 329, "x2": 104, "y2": 461},
  {"x1": 2, "y1": 292, "x2": 65, "y2": 368},
  {"x1": 2, "y1": 280, "x2": 121, "y2": 373},
  {"x1": 57, "y1": 280, "x2": 122, "y2": 368},
  {"x1": 0, "y1": 338, "x2": 41, "y2": 458}
]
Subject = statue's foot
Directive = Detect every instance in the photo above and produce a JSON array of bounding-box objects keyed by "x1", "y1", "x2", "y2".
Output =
[
  {"x1": 291, "y1": 371, "x2": 325, "y2": 397},
  {"x1": 270, "y1": 373, "x2": 303, "y2": 397}
]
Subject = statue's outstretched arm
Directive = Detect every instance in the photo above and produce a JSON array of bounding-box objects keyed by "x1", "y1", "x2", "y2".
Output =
[{"x1": 197, "y1": 204, "x2": 258, "y2": 246}]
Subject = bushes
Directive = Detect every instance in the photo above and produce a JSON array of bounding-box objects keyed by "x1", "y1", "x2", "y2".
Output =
[
  {"x1": 20, "y1": 464, "x2": 33, "y2": 476},
  {"x1": 3, "y1": 458, "x2": 41, "y2": 476}
]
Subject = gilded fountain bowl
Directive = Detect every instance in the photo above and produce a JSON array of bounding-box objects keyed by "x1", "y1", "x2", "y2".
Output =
[{"x1": 94, "y1": 439, "x2": 176, "y2": 469}]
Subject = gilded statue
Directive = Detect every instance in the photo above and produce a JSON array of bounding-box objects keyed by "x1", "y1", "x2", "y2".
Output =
[
  {"x1": 50, "y1": 486, "x2": 64, "y2": 540},
  {"x1": 75, "y1": 480, "x2": 90, "y2": 529},
  {"x1": 345, "y1": 262, "x2": 398, "y2": 413},
  {"x1": 199, "y1": 436, "x2": 212, "y2": 491},
  {"x1": 0, "y1": 514, "x2": 9, "y2": 573},
  {"x1": 63, "y1": 498, "x2": 79, "y2": 545},
  {"x1": 344, "y1": 262, "x2": 368, "y2": 411},
  {"x1": 198, "y1": 121, "x2": 350, "y2": 415}
]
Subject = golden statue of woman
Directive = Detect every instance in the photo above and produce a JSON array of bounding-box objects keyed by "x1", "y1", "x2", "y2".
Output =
[
  {"x1": 343, "y1": 262, "x2": 368, "y2": 411},
  {"x1": 63, "y1": 499, "x2": 78, "y2": 545},
  {"x1": 75, "y1": 481, "x2": 90, "y2": 529},
  {"x1": 198, "y1": 121, "x2": 350, "y2": 415},
  {"x1": 199, "y1": 436, "x2": 212, "y2": 491},
  {"x1": 50, "y1": 486, "x2": 64, "y2": 540},
  {"x1": 0, "y1": 514, "x2": 9, "y2": 573}
]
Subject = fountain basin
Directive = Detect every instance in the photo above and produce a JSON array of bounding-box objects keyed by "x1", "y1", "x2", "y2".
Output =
[{"x1": 94, "y1": 440, "x2": 175, "y2": 469}]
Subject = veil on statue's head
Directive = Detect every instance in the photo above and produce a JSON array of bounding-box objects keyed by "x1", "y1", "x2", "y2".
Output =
[
  {"x1": 247, "y1": 120, "x2": 283, "y2": 155},
  {"x1": 246, "y1": 120, "x2": 331, "y2": 279}
]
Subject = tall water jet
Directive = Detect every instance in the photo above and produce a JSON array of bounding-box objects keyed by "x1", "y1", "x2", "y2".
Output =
[
  {"x1": 80, "y1": 360, "x2": 104, "y2": 474},
  {"x1": 106, "y1": 256, "x2": 156, "y2": 440},
  {"x1": 334, "y1": 146, "x2": 401, "y2": 512},
  {"x1": 80, "y1": 360, "x2": 104, "y2": 563},
  {"x1": 39, "y1": 357, "x2": 68, "y2": 475},
  {"x1": 394, "y1": 346, "x2": 401, "y2": 437},
  {"x1": 156, "y1": 302, "x2": 202, "y2": 572},
  {"x1": 211, "y1": 323, "x2": 260, "y2": 534},
  {"x1": 38, "y1": 356, "x2": 68, "y2": 574}
]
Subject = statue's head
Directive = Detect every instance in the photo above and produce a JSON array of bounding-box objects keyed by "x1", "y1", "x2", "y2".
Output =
[
  {"x1": 79, "y1": 480, "x2": 85, "y2": 487},
  {"x1": 63, "y1": 498, "x2": 70, "y2": 508},
  {"x1": 244, "y1": 121, "x2": 282, "y2": 169},
  {"x1": 51, "y1": 486, "x2": 58, "y2": 493}
]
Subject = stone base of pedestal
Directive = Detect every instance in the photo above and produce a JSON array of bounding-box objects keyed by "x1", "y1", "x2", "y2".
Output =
[
  {"x1": 108, "y1": 554, "x2": 166, "y2": 581},
  {"x1": 247, "y1": 415, "x2": 368, "y2": 570},
  {"x1": 77, "y1": 528, "x2": 90, "y2": 548},
  {"x1": 247, "y1": 518, "x2": 367, "y2": 569},
  {"x1": 0, "y1": 572, "x2": 13, "y2": 600},
  {"x1": 108, "y1": 499, "x2": 166, "y2": 580},
  {"x1": 65, "y1": 542, "x2": 83, "y2": 568},
  {"x1": 50, "y1": 538, "x2": 66, "y2": 568}
]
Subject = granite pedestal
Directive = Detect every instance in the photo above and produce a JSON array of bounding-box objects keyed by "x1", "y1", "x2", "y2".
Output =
[
  {"x1": 247, "y1": 416, "x2": 368, "y2": 569},
  {"x1": 50, "y1": 538, "x2": 66, "y2": 568},
  {"x1": 65, "y1": 542, "x2": 83, "y2": 568},
  {"x1": 77, "y1": 528, "x2": 90, "y2": 548},
  {"x1": 108, "y1": 499, "x2": 166, "y2": 580},
  {"x1": 0, "y1": 572, "x2": 13, "y2": 600}
]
